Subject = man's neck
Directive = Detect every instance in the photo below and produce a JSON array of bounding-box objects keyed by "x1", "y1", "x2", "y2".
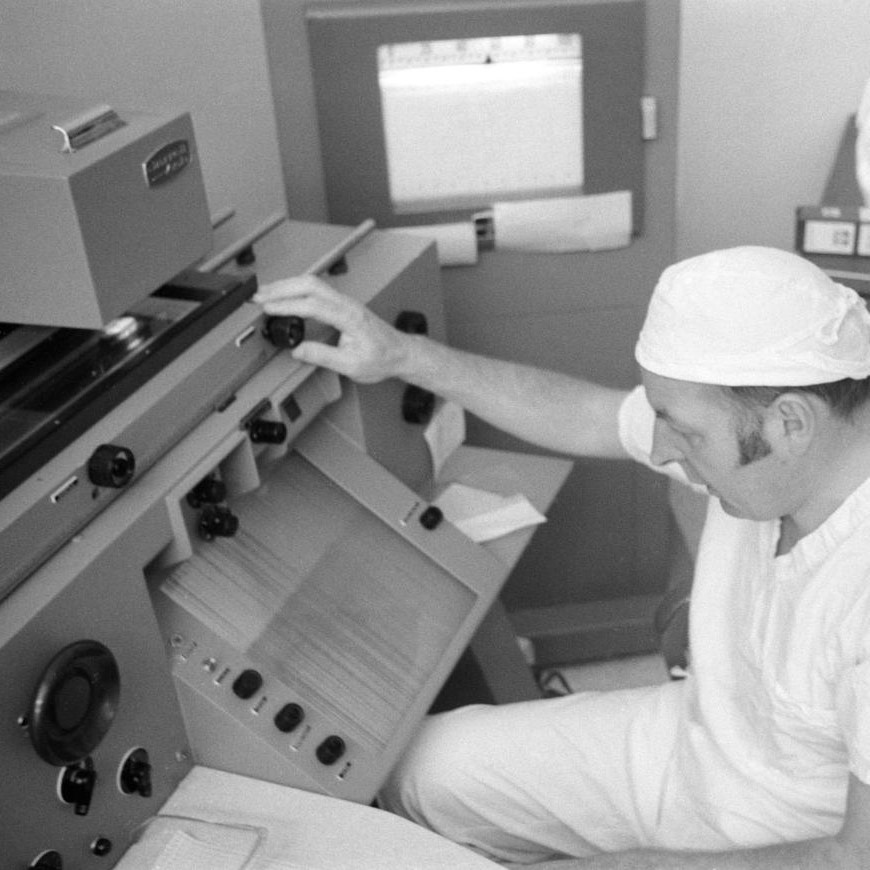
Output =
[
  {"x1": 778, "y1": 428, "x2": 870, "y2": 554},
  {"x1": 776, "y1": 515, "x2": 801, "y2": 557}
]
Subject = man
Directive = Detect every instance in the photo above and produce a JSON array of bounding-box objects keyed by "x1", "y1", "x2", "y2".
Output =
[{"x1": 255, "y1": 246, "x2": 870, "y2": 868}]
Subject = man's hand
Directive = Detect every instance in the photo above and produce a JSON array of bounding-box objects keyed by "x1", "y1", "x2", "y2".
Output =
[
  {"x1": 255, "y1": 273, "x2": 629, "y2": 458},
  {"x1": 254, "y1": 275, "x2": 409, "y2": 383}
]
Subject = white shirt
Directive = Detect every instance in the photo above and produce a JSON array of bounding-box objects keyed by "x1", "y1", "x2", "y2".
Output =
[{"x1": 619, "y1": 386, "x2": 870, "y2": 846}]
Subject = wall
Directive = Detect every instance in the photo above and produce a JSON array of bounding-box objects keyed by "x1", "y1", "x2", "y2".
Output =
[
  {"x1": 669, "y1": 0, "x2": 870, "y2": 562},
  {"x1": 676, "y1": 0, "x2": 870, "y2": 259}
]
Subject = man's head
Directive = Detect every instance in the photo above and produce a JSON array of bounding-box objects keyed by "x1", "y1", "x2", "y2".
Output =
[{"x1": 635, "y1": 247, "x2": 870, "y2": 521}]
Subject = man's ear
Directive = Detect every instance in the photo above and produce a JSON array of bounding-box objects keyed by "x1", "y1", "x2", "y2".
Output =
[{"x1": 767, "y1": 392, "x2": 817, "y2": 455}]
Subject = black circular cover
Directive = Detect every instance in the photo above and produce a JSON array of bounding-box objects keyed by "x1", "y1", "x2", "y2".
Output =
[{"x1": 29, "y1": 640, "x2": 121, "y2": 766}]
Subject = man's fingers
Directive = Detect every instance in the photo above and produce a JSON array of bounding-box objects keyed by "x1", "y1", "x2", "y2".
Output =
[
  {"x1": 290, "y1": 340, "x2": 345, "y2": 371},
  {"x1": 290, "y1": 339, "x2": 379, "y2": 381},
  {"x1": 254, "y1": 277, "x2": 361, "y2": 332}
]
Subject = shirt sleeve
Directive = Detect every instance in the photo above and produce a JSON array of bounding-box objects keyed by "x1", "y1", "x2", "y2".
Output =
[{"x1": 836, "y1": 657, "x2": 870, "y2": 783}]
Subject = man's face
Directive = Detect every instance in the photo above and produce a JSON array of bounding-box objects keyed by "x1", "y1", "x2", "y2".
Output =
[{"x1": 641, "y1": 369, "x2": 790, "y2": 521}]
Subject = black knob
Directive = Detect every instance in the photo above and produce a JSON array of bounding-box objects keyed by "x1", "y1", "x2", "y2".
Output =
[
  {"x1": 394, "y1": 310, "x2": 428, "y2": 335},
  {"x1": 60, "y1": 757, "x2": 97, "y2": 816},
  {"x1": 419, "y1": 505, "x2": 443, "y2": 530},
  {"x1": 265, "y1": 315, "x2": 305, "y2": 349},
  {"x1": 119, "y1": 748, "x2": 152, "y2": 797},
  {"x1": 232, "y1": 668, "x2": 263, "y2": 700},
  {"x1": 235, "y1": 246, "x2": 256, "y2": 267},
  {"x1": 326, "y1": 257, "x2": 348, "y2": 276},
  {"x1": 90, "y1": 838, "x2": 113, "y2": 857},
  {"x1": 402, "y1": 385, "x2": 436, "y2": 424},
  {"x1": 249, "y1": 418, "x2": 288, "y2": 445},
  {"x1": 187, "y1": 476, "x2": 227, "y2": 508},
  {"x1": 31, "y1": 851, "x2": 63, "y2": 870},
  {"x1": 315, "y1": 735, "x2": 346, "y2": 765},
  {"x1": 198, "y1": 505, "x2": 239, "y2": 540},
  {"x1": 274, "y1": 702, "x2": 305, "y2": 733},
  {"x1": 87, "y1": 444, "x2": 135, "y2": 488}
]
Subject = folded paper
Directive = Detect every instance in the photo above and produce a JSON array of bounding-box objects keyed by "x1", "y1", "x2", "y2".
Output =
[
  {"x1": 424, "y1": 399, "x2": 466, "y2": 478},
  {"x1": 434, "y1": 482, "x2": 546, "y2": 543}
]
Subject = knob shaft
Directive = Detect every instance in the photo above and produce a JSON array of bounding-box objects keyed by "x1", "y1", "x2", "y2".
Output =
[
  {"x1": 119, "y1": 748, "x2": 152, "y2": 797},
  {"x1": 187, "y1": 476, "x2": 227, "y2": 508},
  {"x1": 199, "y1": 505, "x2": 239, "y2": 540},
  {"x1": 60, "y1": 757, "x2": 97, "y2": 816},
  {"x1": 249, "y1": 418, "x2": 288, "y2": 444}
]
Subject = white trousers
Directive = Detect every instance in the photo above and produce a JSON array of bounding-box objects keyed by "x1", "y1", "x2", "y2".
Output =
[{"x1": 379, "y1": 681, "x2": 686, "y2": 865}]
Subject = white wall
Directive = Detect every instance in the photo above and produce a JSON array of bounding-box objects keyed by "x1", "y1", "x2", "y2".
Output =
[
  {"x1": 676, "y1": 0, "x2": 870, "y2": 259},
  {"x1": 0, "y1": 0, "x2": 288, "y2": 258}
]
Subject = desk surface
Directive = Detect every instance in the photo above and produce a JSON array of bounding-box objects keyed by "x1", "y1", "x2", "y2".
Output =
[{"x1": 432, "y1": 445, "x2": 573, "y2": 706}]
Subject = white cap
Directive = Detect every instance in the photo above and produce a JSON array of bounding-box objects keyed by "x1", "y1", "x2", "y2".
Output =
[{"x1": 635, "y1": 246, "x2": 870, "y2": 386}]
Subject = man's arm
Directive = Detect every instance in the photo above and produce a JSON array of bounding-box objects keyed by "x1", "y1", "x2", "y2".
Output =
[
  {"x1": 517, "y1": 774, "x2": 870, "y2": 870},
  {"x1": 255, "y1": 275, "x2": 631, "y2": 459}
]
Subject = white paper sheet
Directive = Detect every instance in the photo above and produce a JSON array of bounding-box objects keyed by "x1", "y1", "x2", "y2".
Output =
[
  {"x1": 493, "y1": 191, "x2": 632, "y2": 253},
  {"x1": 434, "y1": 482, "x2": 546, "y2": 543}
]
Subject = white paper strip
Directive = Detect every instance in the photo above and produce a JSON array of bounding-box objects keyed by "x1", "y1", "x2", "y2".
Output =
[{"x1": 493, "y1": 191, "x2": 632, "y2": 253}]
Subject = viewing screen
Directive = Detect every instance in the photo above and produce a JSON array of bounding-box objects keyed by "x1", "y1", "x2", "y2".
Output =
[{"x1": 377, "y1": 33, "x2": 583, "y2": 213}]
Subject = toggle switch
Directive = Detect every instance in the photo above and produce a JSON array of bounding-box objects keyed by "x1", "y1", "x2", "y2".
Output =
[
  {"x1": 119, "y1": 748, "x2": 152, "y2": 797},
  {"x1": 60, "y1": 756, "x2": 97, "y2": 815}
]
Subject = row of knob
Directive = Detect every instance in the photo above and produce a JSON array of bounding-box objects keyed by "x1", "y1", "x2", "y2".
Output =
[
  {"x1": 83, "y1": 314, "x2": 306, "y2": 492},
  {"x1": 231, "y1": 668, "x2": 347, "y2": 767}
]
